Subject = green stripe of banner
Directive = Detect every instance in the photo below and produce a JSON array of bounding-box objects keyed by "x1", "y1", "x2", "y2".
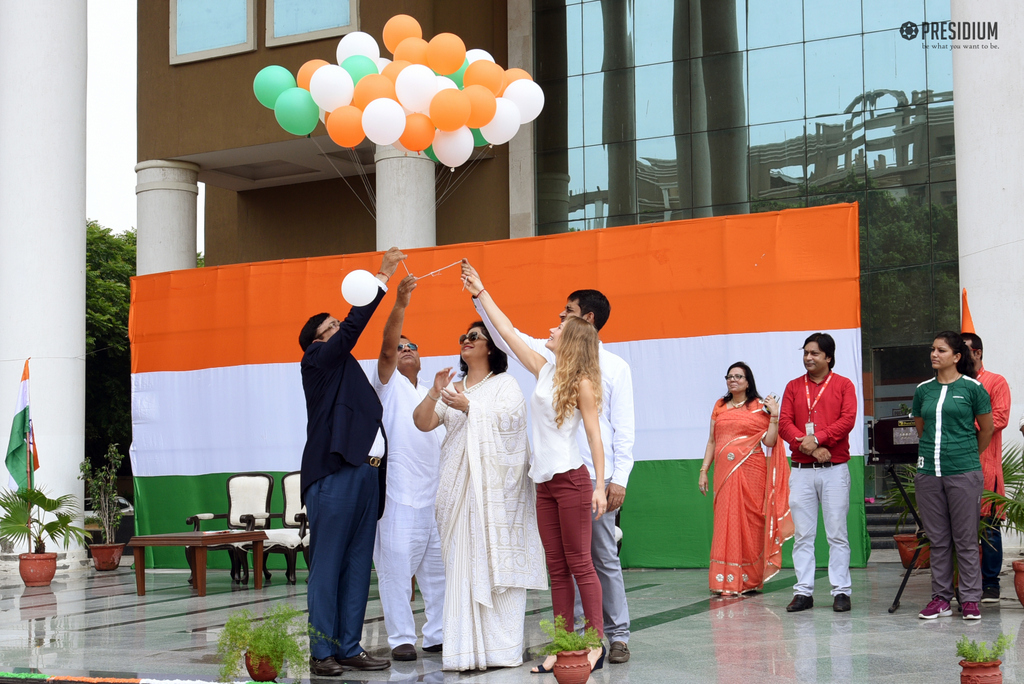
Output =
[
  {"x1": 618, "y1": 457, "x2": 870, "y2": 569},
  {"x1": 135, "y1": 459, "x2": 869, "y2": 570}
]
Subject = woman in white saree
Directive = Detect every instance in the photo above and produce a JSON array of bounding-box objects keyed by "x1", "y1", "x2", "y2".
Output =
[{"x1": 413, "y1": 322, "x2": 547, "y2": 671}]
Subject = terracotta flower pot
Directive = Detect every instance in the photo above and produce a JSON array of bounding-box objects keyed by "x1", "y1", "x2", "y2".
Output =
[
  {"x1": 1011, "y1": 560, "x2": 1024, "y2": 608},
  {"x1": 893, "y1": 534, "x2": 930, "y2": 569},
  {"x1": 552, "y1": 650, "x2": 590, "y2": 684},
  {"x1": 19, "y1": 553, "x2": 57, "y2": 587},
  {"x1": 90, "y1": 543, "x2": 125, "y2": 571},
  {"x1": 959, "y1": 659, "x2": 1001, "y2": 684},
  {"x1": 244, "y1": 651, "x2": 278, "y2": 682}
]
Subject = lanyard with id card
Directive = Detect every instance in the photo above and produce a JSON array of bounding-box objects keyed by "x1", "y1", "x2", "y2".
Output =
[{"x1": 804, "y1": 372, "x2": 833, "y2": 437}]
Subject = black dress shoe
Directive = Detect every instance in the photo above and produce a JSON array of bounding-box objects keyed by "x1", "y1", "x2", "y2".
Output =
[
  {"x1": 786, "y1": 595, "x2": 814, "y2": 612},
  {"x1": 422, "y1": 643, "x2": 443, "y2": 653},
  {"x1": 833, "y1": 593, "x2": 851, "y2": 612},
  {"x1": 391, "y1": 644, "x2": 417, "y2": 661},
  {"x1": 309, "y1": 656, "x2": 345, "y2": 676},
  {"x1": 336, "y1": 651, "x2": 391, "y2": 670}
]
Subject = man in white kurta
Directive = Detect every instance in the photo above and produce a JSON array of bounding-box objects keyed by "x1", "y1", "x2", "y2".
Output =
[{"x1": 372, "y1": 276, "x2": 445, "y2": 661}]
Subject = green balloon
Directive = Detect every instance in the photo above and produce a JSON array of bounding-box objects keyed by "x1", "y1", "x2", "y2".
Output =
[
  {"x1": 424, "y1": 146, "x2": 439, "y2": 163},
  {"x1": 471, "y1": 128, "x2": 488, "y2": 147},
  {"x1": 341, "y1": 55, "x2": 378, "y2": 85},
  {"x1": 253, "y1": 65, "x2": 296, "y2": 109},
  {"x1": 274, "y1": 87, "x2": 320, "y2": 136},
  {"x1": 450, "y1": 59, "x2": 470, "y2": 89}
]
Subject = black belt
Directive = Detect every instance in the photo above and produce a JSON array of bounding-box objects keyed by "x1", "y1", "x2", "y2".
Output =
[
  {"x1": 365, "y1": 456, "x2": 382, "y2": 467},
  {"x1": 793, "y1": 461, "x2": 835, "y2": 469}
]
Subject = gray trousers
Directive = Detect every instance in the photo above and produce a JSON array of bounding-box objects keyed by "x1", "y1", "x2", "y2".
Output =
[
  {"x1": 915, "y1": 470, "x2": 984, "y2": 604},
  {"x1": 573, "y1": 479, "x2": 631, "y2": 642}
]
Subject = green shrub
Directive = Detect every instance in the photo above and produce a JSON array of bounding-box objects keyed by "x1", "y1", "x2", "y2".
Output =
[
  {"x1": 539, "y1": 615, "x2": 602, "y2": 655},
  {"x1": 956, "y1": 633, "x2": 1012, "y2": 663},
  {"x1": 216, "y1": 605, "x2": 332, "y2": 681}
]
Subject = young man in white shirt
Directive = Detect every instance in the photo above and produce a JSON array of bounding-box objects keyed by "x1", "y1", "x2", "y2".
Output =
[
  {"x1": 465, "y1": 262, "x2": 636, "y2": 664},
  {"x1": 372, "y1": 275, "x2": 446, "y2": 661}
]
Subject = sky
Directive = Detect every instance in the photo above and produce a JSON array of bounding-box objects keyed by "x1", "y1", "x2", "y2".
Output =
[{"x1": 87, "y1": 0, "x2": 205, "y2": 253}]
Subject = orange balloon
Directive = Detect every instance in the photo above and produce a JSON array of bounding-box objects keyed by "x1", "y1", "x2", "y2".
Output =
[
  {"x1": 352, "y1": 73, "x2": 397, "y2": 110},
  {"x1": 326, "y1": 105, "x2": 365, "y2": 148},
  {"x1": 429, "y1": 88, "x2": 471, "y2": 132},
  {"x1": 394, "y1": 37, "x2": 429, "y2": 66},
  {"x1": 400, "y1": 113, "x2": 436, "y2": 152},
  {"x1": 463, "y1": 84, "x2": 497, "y2": 128},
  {"x1": 381, "y1": 59, "x2": 411, "y2": 84},
  {"x1": 383, "y1": 14, "x2": 422, "y2": 54},
  {"x1": 499, "y1": 67, "x2": 533, "y2": 95},
  {"x1": 297, "y1": 59, "x2": 330, "y2": 90},
  {"x1": 426, "y1": 33, "x2": 467, "y2": 76},
  {"x1": 463, "y1": 60, "x2": 504, "y2": 96}
]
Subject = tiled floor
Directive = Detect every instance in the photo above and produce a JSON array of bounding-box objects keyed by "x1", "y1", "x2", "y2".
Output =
[{"x1": 2, "y1": 551, "x2": 1023, "y2": 682}]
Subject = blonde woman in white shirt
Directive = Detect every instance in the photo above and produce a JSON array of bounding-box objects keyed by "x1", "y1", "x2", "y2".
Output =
[{"x1": 460, "y1": 266, "x2": 608, "y2": 675}]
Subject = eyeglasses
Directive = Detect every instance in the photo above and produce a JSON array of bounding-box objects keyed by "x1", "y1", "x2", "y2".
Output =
[
  {"x1": 725, "y1": 374, "x2": 746, "y2": 381},
  {"x1": 397, "y1": 343, "x2": 418, "y2": 352},
  {"x1": 459, "y1": 331, "x2": 487, "y2": 345},
  {"x1": 317, "y1": 319, "x2": 339, "y2": 338}
]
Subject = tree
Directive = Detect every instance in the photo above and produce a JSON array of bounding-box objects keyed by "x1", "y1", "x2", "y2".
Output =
[{"x1": 85, "y1": 221, "x2": 134, "y2": 468}]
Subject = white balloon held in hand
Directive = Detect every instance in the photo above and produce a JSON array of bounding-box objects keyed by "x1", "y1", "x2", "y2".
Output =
[{"x1": 341, "y1": 269, "x2": 380, "y2": 307}]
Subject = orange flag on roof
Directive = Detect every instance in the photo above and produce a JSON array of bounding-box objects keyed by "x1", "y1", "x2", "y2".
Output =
[{"x1": 961, "y1": 288, "x2": 976, "y2": 334}]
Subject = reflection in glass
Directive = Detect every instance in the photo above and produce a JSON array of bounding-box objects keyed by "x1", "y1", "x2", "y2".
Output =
[
  {"x1": 584, "y1": 70, "x2": 636, "y2": 145},
  {"x1": 692, "y1": 53, "x2": 746, "y2": 132},
  {"x1": 926, "y1": 40, "x2": 953, "y2": 102},
  {"x1": 634, "y1": 0, "x2": 676, "y2": 66},
  {"x1": 805, "y1": 0, "x2": 863, "y2": 42},
  {"x1": 864, "y1": 0, "x2": 924, "y2": 33},
  {"x1": 863, "y1": 31, "x2": 926, "y2": 103},
  {"x1": 536, "y1": 78, "x2": 582, "y2": 152},
  {"x1": 636, "y1": 136, "x2": 691, "y2": 218},
  {"x1": 272, "y1": 0, "x2": 350, "y2": 38},
  {"x1": 807, "y1": 114, "x2": 866, "y2": 194},
  {"x1": 930, "y1": 181, "x2": 957, "y2": 262},
  {"x1": 747, "y1": 44, "x2": 804, "y2": 125},
  {"x1": 925, "y1": 0, "x2": 951, "y2": 22},
  {"x1": 635, "y1": 63, "x2": 677, "y2": 140},
  {"x1": 583, "y1": 143, "x2": 637, "y2": 227},
  {"x1": 689, "y1": 0, "x2": 746, "y2": 57},
  {"x1": 933, "y1": 262, "x2": 960, "y2": 332},
  {"x1": 176, "y1": 0, "x2": 248, "y2": 55},
  {"x1": 692, "y1": 127, "x2": 748, "y2": 211},
  {"x1": 536, "y1": 7, "x2": 582, "y2": 80},
  {"x1": 748, "y1": 0, "x2": 802, "y2": 49},
  {"x1": 536, "y1": 148, "x2": 585, "y2": 230},
  {"x1": 928, "y1": 103, "x2": 955, "y2": 182},
  {"x1": 864, "y1": 106, "x2": 928, "y2": 184},
  {"x1": 806, "y1": 36, "x2": 864, "y2": 118},
  {"x1": 749, "y1": 120, "x2": 806, "y2": 200},
  {"x1": 867, "y1": 186, "x2": 930, "y2": 269},
  {"x1": 861, "y1": 265, "x2": 932, "y2": 346}
]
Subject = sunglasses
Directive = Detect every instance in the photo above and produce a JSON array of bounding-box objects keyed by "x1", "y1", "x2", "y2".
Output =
[
  {"x1": 397, "y1": 343, "x2": 418, "y2": 352},
  {"x1": 459, "y1": 331, "x2": 488, "y2": 345}
]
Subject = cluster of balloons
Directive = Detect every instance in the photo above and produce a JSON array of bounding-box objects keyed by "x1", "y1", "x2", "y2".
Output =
[{"x1": 252, "y1": 15, "x2": 544, "y2": 168}]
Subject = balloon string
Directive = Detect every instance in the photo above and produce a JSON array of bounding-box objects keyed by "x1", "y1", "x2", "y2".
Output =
[
  {"x1": 401, "y1": 260, "x2": 411, "y2": 276},
  {"x1": 418, "y1": 260, "x2": 462, "y2": 278}
]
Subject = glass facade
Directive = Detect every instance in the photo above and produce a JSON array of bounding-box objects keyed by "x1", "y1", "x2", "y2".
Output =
[
  {"x1": 534, "y1": 0, "x2": 957, "y2": 383},
  {"x1": 174, "y1": 0, "x2": 251, "y2": 57}
]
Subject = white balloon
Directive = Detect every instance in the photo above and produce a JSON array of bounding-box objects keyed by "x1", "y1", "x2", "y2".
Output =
[
  {"x1": 435, "y1": 76, "x2": 458, "y2": 92},
  {"x1": 501, "y1": 79, "x2": 545, "y2": 123},
  {"x1": 375, "y1": 57, "x2": 392, "y2": 72},
  {"x1": 337, "y1": 31, "x2": 380, "y2": 65},
  {"x1": 361, "y1": 98, "x2": 407, "y2": 146},
  {"x1": 319, "y1": 107, "x2": 328, "y2": 124},
  {"x1": 341, "y1": 269, "x2": 380, "y2": 307},
  {"x1": 395, "y1": 64, "x2": 438, "y2": 113},
  {"x1": 480, "y1": 98, "x2": 521, "y2": 145},
  {"x1": 432, "y1": 127, "x2": 474, "y2": 167},
  {"x1": 465, "y1": 48, "x2": 495, "y2": 64},
  {"x1": 309, "y1": 65, "x2": 354, "y2": 111}
]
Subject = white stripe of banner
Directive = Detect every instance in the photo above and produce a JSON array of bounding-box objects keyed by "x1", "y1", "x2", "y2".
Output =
[{"x1": 130, "y1": 329, "x2": 863, "y2": 478}]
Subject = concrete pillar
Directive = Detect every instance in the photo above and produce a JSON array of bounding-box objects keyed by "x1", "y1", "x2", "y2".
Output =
[
  {"x1": 135, "y1": 160, "x2": 200, "y2": 275},
  {"x1": 374, "y1": 146, "x2": 436, "y2": 250},
  {"x1": 0, "y1": 2, "x2": 87, "y2": 553},
  {"x1": 508, "y1": 0, "x2": 536, "y2": 238},
  {"x1": 951, "y1": 1, "x2": 1024, "y2": 443}
]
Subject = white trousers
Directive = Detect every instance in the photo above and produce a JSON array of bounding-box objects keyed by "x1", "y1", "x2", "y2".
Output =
[
  {"x1": 373, "y1": 499, "x2": 445, "y2": 649},
  {"x1": 789, "y1": 463, "x2": 852, "y2": 597}
]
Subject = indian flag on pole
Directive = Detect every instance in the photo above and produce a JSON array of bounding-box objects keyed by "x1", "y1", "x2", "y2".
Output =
[{"x1": 6, "y1": 359, "x2": 39, "y2": 491}]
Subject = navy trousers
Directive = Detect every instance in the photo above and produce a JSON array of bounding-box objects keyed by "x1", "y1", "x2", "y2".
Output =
[
  {"x1": 306, "y1": 463, "x2": 380, "y2": 659},
  {"x1": 981, "y1": 516, "x2": 1003, "y2": 590}
]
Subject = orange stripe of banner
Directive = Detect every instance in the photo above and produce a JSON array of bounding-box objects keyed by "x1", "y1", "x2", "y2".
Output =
[{"x1": 130, "y1": 204, "x2": 859, "y2": 374}]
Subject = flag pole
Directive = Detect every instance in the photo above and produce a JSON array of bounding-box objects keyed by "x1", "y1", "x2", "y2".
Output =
[{"x1": 25, "y1": 358, "x2": 32, "y2": 491}]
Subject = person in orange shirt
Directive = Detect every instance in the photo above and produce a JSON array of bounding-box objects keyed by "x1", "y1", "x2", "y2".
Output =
[{"x1": 962, "y1": 333, "x2": 1011, "y2": 603}]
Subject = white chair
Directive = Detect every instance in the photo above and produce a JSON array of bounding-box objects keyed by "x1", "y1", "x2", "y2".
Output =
[{"x1": 253, "y1": 471, "x2": 306, "y2": 585}]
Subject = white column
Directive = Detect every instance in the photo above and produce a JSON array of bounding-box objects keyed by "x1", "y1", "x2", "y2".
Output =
[
  {"x1": 374, "y1": 146, "x2": 435, "y2": 250},
  {"x1": 508, "y1": 0, "x2": 536, "y2": 238},
  {"x1": 135, "y1": 160, "x2": 200, "y2": 276},
  {"x1": 0, "y1": 2, "x2": 87, "y2": 553},
  {"x1": 951, "y1": 1, "x2": 1024, "y2": 442}
]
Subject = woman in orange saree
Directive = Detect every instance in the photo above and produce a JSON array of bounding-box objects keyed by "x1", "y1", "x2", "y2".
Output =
[{"x1": 698, "y1": 362, "x2": 794, "y2": 596}]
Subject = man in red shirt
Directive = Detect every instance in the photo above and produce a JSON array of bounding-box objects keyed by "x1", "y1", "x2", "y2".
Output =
[
  {"x1": 779, "y1": 333, "x2": 858, "y2": 613},
  {"x1": 963, "y1": 333, "x2": 1011, "y2": 602}
]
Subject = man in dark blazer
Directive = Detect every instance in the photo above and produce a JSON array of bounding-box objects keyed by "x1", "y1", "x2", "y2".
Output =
[{"x1": 299, "y1": 247, "x2": 405, "y2": 675}]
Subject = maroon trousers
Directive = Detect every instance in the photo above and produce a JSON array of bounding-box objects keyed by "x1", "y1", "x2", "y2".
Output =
[{"x1": 536, "y1": 465, "x2": 604, "y2": 637}]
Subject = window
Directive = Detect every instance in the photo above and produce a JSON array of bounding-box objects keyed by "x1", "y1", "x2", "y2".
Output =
[
  {"x1": 266, "y1": 0, "x2": 358, "y2": 47},
  {"x1": 170, "y1": 0, "x2": 255, "y2": 65}
]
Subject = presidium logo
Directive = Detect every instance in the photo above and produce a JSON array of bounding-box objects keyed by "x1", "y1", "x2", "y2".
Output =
[{"x1": 900, "y1": 20, "x2": 999, "y2": 48}]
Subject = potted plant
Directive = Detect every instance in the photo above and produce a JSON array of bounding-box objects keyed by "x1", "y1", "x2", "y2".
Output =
[
  {"x1": 956, "y1": 633, "x2": 1011, "y2": 683},
  {"x1": 217, "y1": 604, "x2": 328, "y2": 682},
  {"x1": 538, "y1": 616, "x2": 603, "y2": 684},
  {"x1": 981, "y1": 444, "x2": 1024, "y2": 606},
  {"x1": 79, "y1": 443, "x2": 125, "y2": 570},
  {"x1": 0, "y1": 487, "x2": 87, "y2": 586}
]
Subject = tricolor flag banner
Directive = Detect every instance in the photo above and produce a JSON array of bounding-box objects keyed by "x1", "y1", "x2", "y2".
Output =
[
  {"x1": 130, "y1": 204, "x2": 866, "y2": 569},
  {"x1": 6, "y1": 359, "x2": 39, "y2": 492}
]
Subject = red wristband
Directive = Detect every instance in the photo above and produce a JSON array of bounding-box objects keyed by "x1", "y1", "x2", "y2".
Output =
[
  {"x1": 473, "y1": 288, "x2": 487, "y2": 299},
  {"x1": 376, "y1": 271, "x2": 390, "y2": 280}
]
